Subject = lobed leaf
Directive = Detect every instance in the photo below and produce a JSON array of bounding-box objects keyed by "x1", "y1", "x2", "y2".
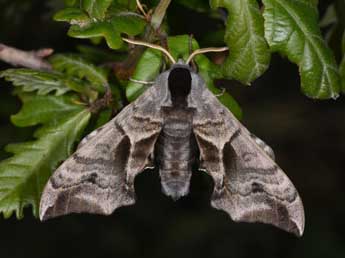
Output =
[
  {"x1": 210, "y1": 0, "x2": 271, "y2": 85},
  {"x1": 54, "y1": 7, "x2": 89, "y2": 25},
  {"x1": 50, "y1": 54, "x2": 108, "y2": 92},
  {"x1": 262, "y1": 0, "x2": 341, "y2": 99},
  {"x1": 11, "y1": 94, "x2": 84, "y2": 127},
  {"x1": 55, "y1": 3, "x2": 146, "y2": 50},
  {"x1": 82, "y1": 0, "x2": 113, "y2": 20},
  {"x1": 0, "y1": 68, "x2": 95, "y2": 97},
  {"x1": 68, "y1": 13, "x2": 145, "y2": 49},
  {"x1": 0, "y1": 109, "x2": 91, "y2": 218},
  {"x1": 0, "y1": 69, "x2": 72, "y2": 96}
]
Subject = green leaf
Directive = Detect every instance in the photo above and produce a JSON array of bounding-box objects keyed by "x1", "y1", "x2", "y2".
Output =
[
  {"x1": 109, "y1": 0, "x2": 137, "y2": 12},
  {"x1": 210, "y1": 0, "x2": 271, "y2": 85},
  {"x1": 126, "y1": 48, "x2": 162, "y2": 102},
  {"x1": 68, "y1": 22, "x2": 121, "y2": 49},
  {"x1": 167, "y1": 35, "x2": 199, "y2": 61},
  {"x1": 63, "y1": 11, "x2": 146, "y2": 49},
  {"x1": 50, "y1": 54, "x2": 108, "y2": 92},
  {"x1": 94, "y1": 108, "x2": 112, "y2": 128},
  {"x1": 341, "y1": 32, "x2": 345, "y2": 92},
  {"x1": 68, "y1": 14, "x2": 145, "y2": 49},
  {"x1": 0, "y1": 109, "x2": 91, "y2": 218},
  {"x1": 262, "y1": 0, "x2": 341, "y2": 99},
  {"x1": 110, "y1": 12, "x2": 146, "y2": 35},
  {"x1": 0, "y1": 68, "x2": 95, "y2": 97},
  {"x1": 11, "y1": 94, "x2": 84, "y2": 127},
  {"x1": 0, "y1": 69, "x2": 73, "y2": 96},
  {"x1": 76, "y1": 45, "x2": 125, "y2": 63},
  {"x1": 54, "y1": 7, "x2": 89, "y2": 24},
  {"x1": 82, "y1": 0, "x2": 113, "y2": 20},
  {"x1": 64, "y1": 0, "x2": 78, "y2": 7}
]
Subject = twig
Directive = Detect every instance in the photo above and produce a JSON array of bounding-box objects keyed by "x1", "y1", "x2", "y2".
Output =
[
  {"x1": 136, "y1": 0, "x2": 148, "y2": 19},
  {"x1": 0, "y1": 43, "x2": 53, "y2": 70},
  {"x1": 89, "y1": 88, "x2": 113, "y2": 114},
  {"x1": 150, "y1": 0, "x2": 172, "y2": 30}
]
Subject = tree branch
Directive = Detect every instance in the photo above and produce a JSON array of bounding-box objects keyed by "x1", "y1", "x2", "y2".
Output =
[{"x1": 0, "y1": 43, "x2": 53, "y2": 70}]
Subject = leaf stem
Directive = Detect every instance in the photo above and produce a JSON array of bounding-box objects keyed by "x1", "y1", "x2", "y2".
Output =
[{"x1": 150, "y1": 0, "x2": 172, "y2": 30}]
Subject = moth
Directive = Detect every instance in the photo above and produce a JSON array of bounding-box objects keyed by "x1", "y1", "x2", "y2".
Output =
[{"x1": 40, "y1": 39, "x2": 305, "y2": 237}]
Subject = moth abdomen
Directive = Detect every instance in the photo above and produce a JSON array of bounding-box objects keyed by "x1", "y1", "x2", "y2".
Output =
[{"x1": 155, "y1": 107, "x2": 198, "y2": 200}]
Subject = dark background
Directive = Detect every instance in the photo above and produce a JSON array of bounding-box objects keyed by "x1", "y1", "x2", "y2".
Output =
[{"x1": 0, "y1": 0, "x2": 344, "y2": 257}]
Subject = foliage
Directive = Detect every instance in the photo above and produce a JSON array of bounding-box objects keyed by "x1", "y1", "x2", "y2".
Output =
[
  {"x1": 263, "y1": 0, "x2": 340, "y2": 99},
  {"x1": 0, "y1": 0, "x2": 344, "y2": 219},
  {"x1": 210, "y1": 0, "x2": 271, "y2": 85},
  {"x1": 0, "y1": 94, "x2": 90, "y2": 218}
]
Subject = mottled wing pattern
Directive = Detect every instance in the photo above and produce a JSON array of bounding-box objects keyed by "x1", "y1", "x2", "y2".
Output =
[
  {"x1": 193, "y1": 89, "x2": 305, "y2": 236},
  {"x1": 39, "y1": 86, "x2": 162, "y2": 220},
  {"x1": 250, "y1": 134, "x2": 275, "y2": 160}
]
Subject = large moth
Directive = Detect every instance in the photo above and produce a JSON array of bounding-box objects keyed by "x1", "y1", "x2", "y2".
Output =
[{"x1": 40, "y1": 40, "x2": 305, "y2": 237}]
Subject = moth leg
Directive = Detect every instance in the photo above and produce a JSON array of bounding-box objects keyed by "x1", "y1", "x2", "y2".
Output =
[{"x1": 209, "y1": 172, "x2": 226, "y2": 199}]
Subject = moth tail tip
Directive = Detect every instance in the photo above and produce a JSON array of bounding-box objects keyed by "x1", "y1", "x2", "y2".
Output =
[
  {"x1": 291, "y1": 216, "x2": 305, "y2": 238},
  {"x1": 288, "y1": 221, "x2": 304, "y2": 237},
  {"x1": 39, "y1": 207, "x2": 49, "y2": 221}
]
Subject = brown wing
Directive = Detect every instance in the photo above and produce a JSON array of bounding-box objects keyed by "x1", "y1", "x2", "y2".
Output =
[
  {"x1": 192, "y1": 88, "x2": 305, "y2": 236},
  {"x1": 39, "y1": 86, "x2": 163, "y2": 220}
]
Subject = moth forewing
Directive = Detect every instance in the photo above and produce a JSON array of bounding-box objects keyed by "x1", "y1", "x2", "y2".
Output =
[{"x1": 39, "y1": 85, "x2": 164, "y2": 220}]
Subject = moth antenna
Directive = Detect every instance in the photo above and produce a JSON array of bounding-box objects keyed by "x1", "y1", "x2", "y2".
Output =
[
  {"x1": 186, "y1": 47, "x2": 229, "y2": 64},
  {"x1": 129, "y1": 78, "x2": 155, "y2": 85},
  {"x1": 122, "y1": 38, "x2": 176, "y2": 64}
]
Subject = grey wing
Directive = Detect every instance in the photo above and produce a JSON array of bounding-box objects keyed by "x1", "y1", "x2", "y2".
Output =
[
  {"x1": 193, "y1": 89, "x2": 305, "y2": 236},
  {"x1": 39, "y1": 86, "x2": 162, "y2": 221}
]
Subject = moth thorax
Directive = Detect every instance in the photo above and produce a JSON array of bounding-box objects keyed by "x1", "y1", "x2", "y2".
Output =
[{"x1": 168, "y1": 67, "x2": 192, "y2": 107}]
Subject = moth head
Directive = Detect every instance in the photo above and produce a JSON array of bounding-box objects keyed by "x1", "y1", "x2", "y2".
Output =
[
  {"x1": 122, "y1": 38, "x2": 228, "y2": 107},
  {"x1": 167, "y1": 64, "x2": 192, "y2": 107}
]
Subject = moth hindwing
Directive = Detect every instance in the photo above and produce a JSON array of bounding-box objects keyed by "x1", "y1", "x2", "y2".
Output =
[{"x1": 40, "y1": 62, "x2": 304, "y2": 237}]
